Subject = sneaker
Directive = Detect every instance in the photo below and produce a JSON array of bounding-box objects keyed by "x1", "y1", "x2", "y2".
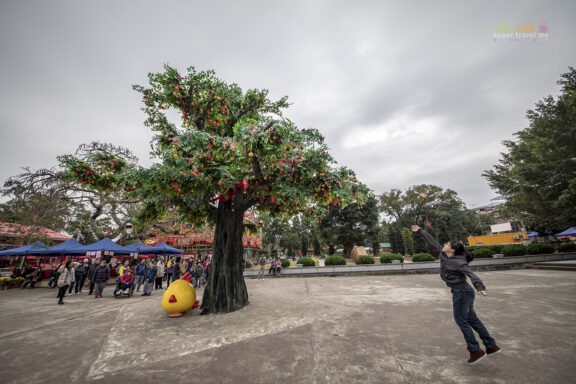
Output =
[
  {"x1": 94, "y1": 295, "x2": 99, "y2": 299},
  {"x1": 137, "y1": 290, "x2": 141, "y2": 293},
  {"x1": 99, "y1": 295, "x2": 103, "y2": 298},
  {"x1": 468, "y1": 349, "x2": 486, "y2": 365},
  {"x1": 486, "y1": 345, "x2": 502, "y2": 355},
  {"x1": 58, "y1": 300, "x2": 64, "y2": 305}
]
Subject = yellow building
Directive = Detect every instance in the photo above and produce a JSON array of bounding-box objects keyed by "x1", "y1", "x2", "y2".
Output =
[{"x1": 467, "y1": 232, "x2": 528, "y2": 246}]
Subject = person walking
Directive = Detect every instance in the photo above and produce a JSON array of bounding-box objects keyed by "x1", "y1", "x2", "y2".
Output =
[
  {"x1": 142, "y1": 262, "x2": 157, "y2": 296},
  {"x1": 193, "y1": 262, "x2": 204, "y2": 288},
  {"x1": 411, "y1": 225, "x2": 501, "y2": 364},
  {"x1": 155, "y1": 257, "x2": 165, "y2": 290},
  {"x1": 73, "y1": 260, "x2": 87, "y2": 294},
  {"x1": 86, "y1": 259, "x2": 99, "y2": 295},
  {"x1": 165, "y1": 256, "x2": 174, "y2": 286},
  {"x1": 93, "y1": 259, "x2": 110, "y2": 299},
  {"x1": 171, "y1": 256, "x2": 182, "y2": 282},
  {"x1": 257, "y1": 256, "x2": 266, "y2": 280},
  {"x1": 56, "y1": 261, "x2": 75, "y2": 305},
  {"x1": 134, "y1": 259, "x2": 147, "y2": 293}
]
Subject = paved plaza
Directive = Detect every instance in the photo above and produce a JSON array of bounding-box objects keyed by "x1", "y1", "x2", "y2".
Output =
[{"x1": 1, "y1": 269, "x2": 575, "y2": 383}]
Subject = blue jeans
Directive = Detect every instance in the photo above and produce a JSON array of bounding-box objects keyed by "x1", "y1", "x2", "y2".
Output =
[
  {"x1": 452, "y1": 284, "x2": 496, "y2": 352},
  {"x1": 134, "y1": 275, "x2": 145, "y2": 291}
]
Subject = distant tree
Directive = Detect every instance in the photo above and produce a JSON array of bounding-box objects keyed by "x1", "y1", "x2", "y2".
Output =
[
  {"x1": 62, "y1": 65, "x2": 371, "y2": 313},
  {"x1": 319, "y1": 196, "x2": 379, "y2": 258},
  {"x1": 484, "y1": 67, "x2": 576, "y2": 232},
  {"x1": 2, "y1": 143, "x2": 142, "y2": 243},
  {"x1": 379, "y1": 185, "x2": 492, "y2": 252},
  {"x1": 401, "y1": 227, "x2": 414, "y2": 255}
]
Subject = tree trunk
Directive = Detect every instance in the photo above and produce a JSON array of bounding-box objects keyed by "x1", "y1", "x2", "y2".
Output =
[
  {"x1": 201, "y1": 195, "x2": 249, "y2": 313},
  {"x1": 344, "y1": 244, "x2": 353, "y2": 259}
]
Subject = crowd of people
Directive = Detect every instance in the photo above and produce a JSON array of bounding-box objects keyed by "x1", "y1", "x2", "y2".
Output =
[{"x1": 12, "y1": 255, "x2": 211, "y2": 305}]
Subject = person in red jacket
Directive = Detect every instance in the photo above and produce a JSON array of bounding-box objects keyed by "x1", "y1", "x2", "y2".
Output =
[{"x1": 117, "y1": 269, "x2": 134, "y2": 295}]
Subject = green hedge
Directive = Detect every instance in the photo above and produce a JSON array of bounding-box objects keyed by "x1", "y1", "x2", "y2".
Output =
[
  {"x1": 473, "y1": 247, "x2": 495, "y2": 258},
  {"x1": 299, "y1": 257, "x2": 316, "y2": 267},
  {"x1": 489, "y1": 245, "x2": 504, "y2": 254},
  {"x1": 281, "y1": 259, "x2": 291, "y2": 268},
  {"x1": 412, "y1": 253, "x2": 435, "y2": 262},
  {"x1": 502, "y1": 244, "x2": 526, "y2": 257},
  {"x1": 355, "y1": 256, "x2": 375, "y2": 264},
  {"x1": 380, "y1": 253, "x2": 404, "y2": 263},
  {"x1": 325, "y1": 255, "x2": 347, "y2": 266},
  {"x1": 526, "y1": 243, "x2": 555, "y2": 255},
  {"x1": 558, "y1": 242, "x2": 576, "y2": 252}
]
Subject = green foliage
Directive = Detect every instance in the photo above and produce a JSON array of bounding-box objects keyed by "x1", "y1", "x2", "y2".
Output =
[
  {"x1": 473, "y1": 247, "x2": 495, "y2": 258},
  {"x1": 526, "y1": 243, "x2": 555, "y2": 255},
  {"x1": 401, "y1": 227, "x2": 414, "y2": 256},
  {"x1": 280, "y1": 259, "x2": 291, "y2": 268},
  {"x1": 299, "y1": 257, "x2": 316, "y2": 267},
  {"x1": 558, "y1": 242, "x2": 576, "y2": 252},
  {"x1": 380, "y1": 253, "x2": 404, "y2": 263},
  {"x1": 484, "y1": 67, "x2": 576, "y2": 231},
  {"x1": 380, "y1": 185, "x2": 494, "y2": 254},
  {"x1": 502, "y1": 244, "x2": 526, "y2": 257},
  {"x1": 244, "y1": 260, "x2": 252, "y2": 269},
  {"x1": 412, "y1": 253, "x2": 435, "y2": 262},
  {"x1": 355, "y1": 255, "x2": 375, "y2": 264},
  {"x1": 318, "y1": 196, "x2": 379, "y2": 258},
  {"x1": 489, "y1": 245, "x2": 504, "y2": 254},
  {"x1": 325, "y1": 255, "x2": 347, "y2": 265}
]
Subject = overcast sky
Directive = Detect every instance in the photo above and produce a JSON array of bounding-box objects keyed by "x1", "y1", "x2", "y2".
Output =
[{"x1": 0, "y1": 0, "x2": 574, "y2": 208}]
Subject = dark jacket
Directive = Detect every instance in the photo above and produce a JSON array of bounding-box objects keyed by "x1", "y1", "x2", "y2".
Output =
[
  {"x1": 172, "y1": 263, "x2": 181, "y2": 280},
  {"x1": 144, "y1": 267, "x2": 157, "y2": 281},
  {"x1": 135, "y1": 263, "x2": 147, "y2": 276},
  {"x1": 93, "y1": 265, "x2": 110, "y2": 283},
  {"x1": 75, "y1": 265, "x2": 86, "y2": 279},
  {"x1": 417, "y1": 229, "x2": 485, "y2": 291},
  {"x1": 87, "y1": 264, "x2": 98, "y2": 281}
]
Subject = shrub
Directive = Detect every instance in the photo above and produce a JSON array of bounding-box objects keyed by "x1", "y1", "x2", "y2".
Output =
[
  {"x1": 244, "y1": 260, "x2": 253, "y2": 269},
  {"x1": 502, "y1": 244, "x2": 526, "y2": 257},
  {"x1": 558, "y1": 242, "x2": 576, "y2": 252},
  {"x1": 489, "y1": 245, "x2": 504, "y2": 254},
  {"x1": 281, "y1": 259, "x2": 291, "y2": 268},
  {"x1": 325, "y1": 255, "x2": 347, "y2": 266},
  {"x1": 299, "y1": 257, "x2": 316, "y2": 267},
  {"x1": 465, "y1": 246, "x2": 476, "y2": 252},
  {"x1": 473, "y1": 247, "x2": 495, "y2": 258},
  {"x1": 412, "y1": 253, "x2": 435, "y2": 262},
  {"x1": 380, "y1": 253, "x2": 404, "y2": 264},
  {"x1": 526, "y1": 243, "x2": 555, "y2": 255},
  {"x1": 355, "y1": 256, "x2": 375, "y2": 265}
]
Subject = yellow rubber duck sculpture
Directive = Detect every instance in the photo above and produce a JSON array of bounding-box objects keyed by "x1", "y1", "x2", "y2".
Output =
[{"x1": 161, "y1": 272, "x2": 200, "y2": 317}]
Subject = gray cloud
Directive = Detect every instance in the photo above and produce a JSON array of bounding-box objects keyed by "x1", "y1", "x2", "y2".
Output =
[{"x1": 1, "y1": 0, "x2": 574, "y2": 208}]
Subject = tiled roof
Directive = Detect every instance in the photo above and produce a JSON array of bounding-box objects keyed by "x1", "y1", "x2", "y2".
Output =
[{"x1": 0, "y1": 221, "x2": 71, "y2": 242}]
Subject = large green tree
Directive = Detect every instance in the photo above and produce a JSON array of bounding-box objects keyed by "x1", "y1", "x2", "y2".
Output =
[
  {"x1": 484, "y1": 67, "x2": 576, "y2": 231},
  {"x1": 319, "y1": 196, "x2": 379, "y2": 258},
  {"x1": 62, "y1": 66, "x2": 370, "y2": 313},
  {"x1": 379, "y1": 185, "x2": 491, "y2": 252}
]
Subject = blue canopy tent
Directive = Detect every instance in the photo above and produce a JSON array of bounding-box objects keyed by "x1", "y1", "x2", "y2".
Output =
[
  {"x1": 0, "y1": 241, "x2": 50, "y2": 269},
  {"x1": 68, "y1": 237, "x2": 133, "y2": 255},
  {"x1": 45, "y1": 238, "x2": 87, "y2": 255},
  {"x1": 555, "y1": 227, "x2": 576, "y2": 238},
  {"x1": 144, "y1": 242, "x2": 184, "y2": 254},
  {"x1": 527, "y1": 231, "x2": 539, "y2": 238}
]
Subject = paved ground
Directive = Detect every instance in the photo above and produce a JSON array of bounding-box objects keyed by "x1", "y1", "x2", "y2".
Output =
[{"x1": 1, "y1": 269, "x2": 575, "y2": 384}]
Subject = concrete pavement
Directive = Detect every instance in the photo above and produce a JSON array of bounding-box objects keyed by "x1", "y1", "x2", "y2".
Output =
[{"x1": 1, "y1": 269, "x2": 575, "y2": 383}]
